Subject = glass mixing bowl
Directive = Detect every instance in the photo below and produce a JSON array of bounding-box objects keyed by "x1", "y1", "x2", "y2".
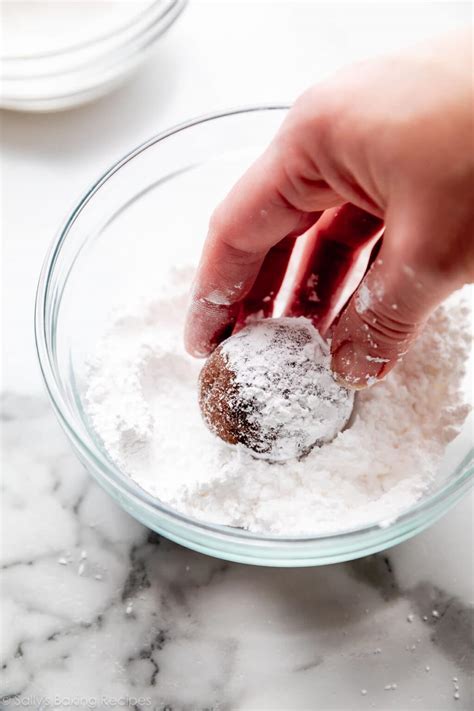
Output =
[
  {"x1": 1, "y1": 0, "x2": 187, "y2": 112},
  {"x1": 35, "y1": 106, "x2": 474, "y2": 566}
]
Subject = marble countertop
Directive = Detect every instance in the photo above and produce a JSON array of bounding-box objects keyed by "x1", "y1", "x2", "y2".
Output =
[{"x1": 1, "y1": 2, "x2": 472, "y2": 709}]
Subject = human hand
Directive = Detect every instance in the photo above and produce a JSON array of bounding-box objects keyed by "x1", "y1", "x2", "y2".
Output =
[{"x1": 185, "y1": 31, "x2": 473, "y2": 388}]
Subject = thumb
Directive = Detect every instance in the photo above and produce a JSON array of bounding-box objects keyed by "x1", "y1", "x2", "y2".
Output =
[{"x1": 330, "y1": 240, "x2": 453, "y2": 389}]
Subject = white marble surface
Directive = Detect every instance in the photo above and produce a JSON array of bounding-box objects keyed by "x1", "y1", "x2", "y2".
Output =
[{"x1": 1, "y1": 2, "x2": 473, "y2": 709}]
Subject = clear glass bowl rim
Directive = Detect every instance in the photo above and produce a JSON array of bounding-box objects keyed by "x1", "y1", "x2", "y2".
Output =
[{"x1": 34, "y1": 105, "x2": 474, "y2": 555}]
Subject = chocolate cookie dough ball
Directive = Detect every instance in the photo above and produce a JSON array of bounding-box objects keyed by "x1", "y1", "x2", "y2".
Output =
[{"x1": 198, "y1": 317, "x2": 354, "y2": 461}]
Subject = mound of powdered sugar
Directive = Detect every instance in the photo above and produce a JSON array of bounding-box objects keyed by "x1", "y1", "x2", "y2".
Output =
[
  {"x1": 199, "y1": 318, "x2": 354, "y2": 461},
  {"x1": 84, "y1": 267, "x2": 472, "y2": 535}
]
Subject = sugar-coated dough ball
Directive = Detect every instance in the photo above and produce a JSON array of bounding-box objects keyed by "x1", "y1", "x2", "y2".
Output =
[{"x1": 198, "y1": 317, "x2": 354, "y2": 461}]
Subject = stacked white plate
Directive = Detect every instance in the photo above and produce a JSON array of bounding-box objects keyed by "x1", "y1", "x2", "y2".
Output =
[{"x1": 0, "y1": 0, "x2": 187, "y2": 111}]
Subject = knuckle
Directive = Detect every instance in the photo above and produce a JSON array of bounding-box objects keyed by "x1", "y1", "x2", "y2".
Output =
[
  {"x1": 276, "y1": 164, "x2": 321, "y2": 213},
  {"x1": 417, "y1": 239, "x2": 472, "y2": 287},
  {"x1": 219, "y1": 240, "x2": 262, "y2": 267},
  {"x1": 290, "y1": 83, "x2": 340, "y2": 138},
  {"x1": 208, "y1": 205, "x2": 227, "y2": 241},
  {"x1": 292, "y1": 85, "x2": 325, "y2": 116},
  {"x1": 208, "y1": 210, "x2": 258, "y2": 261},
  {"x1": 389, "y1": 202, "x2": 474, "y2": 290},
  {"x1": 275, "y1": 85, "x2": 343, "y2": 213}
]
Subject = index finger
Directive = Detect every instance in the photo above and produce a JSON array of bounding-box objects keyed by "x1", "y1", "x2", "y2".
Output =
[{"x1": 184, "y1": 137, "x2": 342, "y2": 357}]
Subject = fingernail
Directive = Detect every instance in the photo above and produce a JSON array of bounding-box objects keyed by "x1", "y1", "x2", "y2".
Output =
[{"x1": 331, "y1": 341, "x2": 385, "y2": 389}]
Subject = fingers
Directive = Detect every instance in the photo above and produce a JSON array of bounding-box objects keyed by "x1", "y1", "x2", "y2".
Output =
[
  {"x1": 233, "y1": 210, "x2": 323, "y2": 328},
  {"x1": 185, "y1": 126, "x2": 342, "y2": 356},
  {"x1": 327, "y1": 231, "x2": 385, "y2": 338},
  {"x1": 184, "y1": 209, "x2": 322, "y2": 357},
  {"x1": 285, "y1": 204, "x2": 383, "y2": 335},
  {"x1": 233, "y1": 235, "x2": 300, "y2": 330},
  {"x1": 329, "y1": 213, "x2": 458, "y2": 388}
]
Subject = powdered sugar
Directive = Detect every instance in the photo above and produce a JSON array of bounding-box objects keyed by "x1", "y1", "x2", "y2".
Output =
[
  {"x1": 215, "y1": 318, "x2": 353, "y2": 460},
  {"x1": 84, "y1": 268, "x2": 472, "y2": 536},
  {"x1": 355, "y1": 283, "x2": 372, "y2": 314}
]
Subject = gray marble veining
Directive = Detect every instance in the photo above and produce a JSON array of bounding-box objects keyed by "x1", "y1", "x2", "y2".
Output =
[{"x1": 1, "y1": 393, "x2": 472, "y2": 710}]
